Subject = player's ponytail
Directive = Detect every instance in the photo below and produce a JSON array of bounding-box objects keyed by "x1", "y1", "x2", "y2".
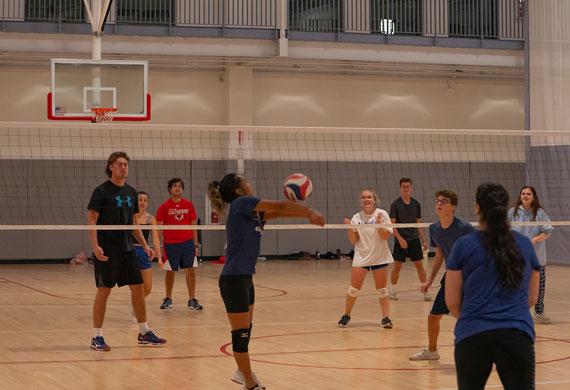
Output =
[
  {"x1": 208, "y1": 173, "x2": 243, "y2": 216},
  {"x1": 476, "y1": 183, "x2": 524, "y2": 289}
]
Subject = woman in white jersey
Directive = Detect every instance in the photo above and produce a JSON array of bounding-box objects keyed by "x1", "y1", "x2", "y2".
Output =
[{"x1": 338, "y1": 190, "x2": 394, "y2": 328}]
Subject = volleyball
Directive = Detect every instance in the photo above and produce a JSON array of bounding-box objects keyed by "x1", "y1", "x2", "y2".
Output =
[{"x1": 283, "y1": 173, "x2": 313, "y2": 201}]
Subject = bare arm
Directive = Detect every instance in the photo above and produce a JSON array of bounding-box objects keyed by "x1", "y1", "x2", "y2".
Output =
[
  {"x1": 256, "y1": 200, "x2": 324, "y2": 226},
  {"x1": 528, "y1": 270, "x2": 540, "y2": 307},
  {"x1": 531, "y1": 232, "x2": 550, "y2": 245},
  {"x1": 191, "y1": 219, "x2": 198, "y2": 255},
  {"x1": 445, "y1": 270, "x2": 463, "y2": 319},
  {"x1": 87, "y1": 209, "x2": 108, "y2": 261},
  {"x1": 421, "y1": 247, "x2": 444, "y2": 293},
  {"x1": 417, "y1": 218, "x2": 428, "y2": 250},
  {"x1": 156, "y1": 220, "x2": 164, "y2": 268},
  {"x1": 344, "y1": 218, "x2": 359, "y2": 245},
  {"x1": 150, "y1": 216, "x2": 162, "y2": 265}
]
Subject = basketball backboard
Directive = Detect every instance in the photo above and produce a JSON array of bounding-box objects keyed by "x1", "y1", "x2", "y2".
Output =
[{"x1": 48, "y1": 59, "x2": 150, "y2": 121}]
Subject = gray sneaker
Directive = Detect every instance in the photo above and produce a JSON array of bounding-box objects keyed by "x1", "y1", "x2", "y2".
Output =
[
  {"x1": 231, "y1": 369, "x2": 266, "y2": 389},
  {"x1": 534, "y1": 312, "x2": 552, "y2": 324},
  {"x1": 409, "y1": 348, "x2": 440, "y2": 361},
  {"x1": 160, "y1": 297, "x2": 173, "y2": 310},
  {"x1": 187, "y1": 298, "x2": 203, "y2": 310}
]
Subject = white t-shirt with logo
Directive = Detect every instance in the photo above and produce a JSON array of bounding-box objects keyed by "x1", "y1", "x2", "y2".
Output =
[{"x1": 350, "y1": 208, "x2": 394, "y2": 267}]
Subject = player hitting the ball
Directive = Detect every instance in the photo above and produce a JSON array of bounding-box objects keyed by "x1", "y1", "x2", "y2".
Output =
[
  {"x1": 338, "y1": 190, "x2": 394, "y2": 328},
  {"x1": 208, "y1": 173, "x2": 324, "y2": 390}
]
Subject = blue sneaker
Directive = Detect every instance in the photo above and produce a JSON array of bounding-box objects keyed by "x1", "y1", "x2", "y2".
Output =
[
  {"x1": 90, "y1": 336, "x2": 111, "y2": 351},
  {"x1": 138, "y1": 330, "x2": 167, "y2": 345}
]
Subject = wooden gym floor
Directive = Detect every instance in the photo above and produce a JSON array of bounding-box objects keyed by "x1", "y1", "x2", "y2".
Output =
[{"x1": 1, "y1": 260, "x2": 569, "y2": 389}]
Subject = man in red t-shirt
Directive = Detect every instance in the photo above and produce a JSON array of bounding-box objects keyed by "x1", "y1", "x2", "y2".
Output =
[{"x1": 156, "y1": 178, "x2": 203, "y2": 310}]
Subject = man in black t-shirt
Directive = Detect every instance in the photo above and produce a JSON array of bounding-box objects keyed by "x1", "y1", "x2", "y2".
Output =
[
  {"x1": 87, "y1": 151, "x2": 166, "y2": 351},
  {"x1": 389, "y1": 178, "x2": 431, "y2": 301}
]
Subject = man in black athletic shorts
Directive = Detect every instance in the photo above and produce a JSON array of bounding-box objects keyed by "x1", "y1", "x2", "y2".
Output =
[
  {"x1": 389, "y1": 178, "x2": 431, "y2": 301},
  {"x1": 87, "y1": 151, "x2": 166, "y2": 351}
]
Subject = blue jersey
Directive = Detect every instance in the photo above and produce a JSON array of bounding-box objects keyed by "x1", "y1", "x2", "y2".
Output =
[
  {"x1": 429, "y1": 217, "x2": 475, "y2": 262},
  {"x1": 447, "y1": 231, "x2": 541, "y2": 345},
  {"x1": 221, "y1": 196, "x2": 264, "y2": 276}
]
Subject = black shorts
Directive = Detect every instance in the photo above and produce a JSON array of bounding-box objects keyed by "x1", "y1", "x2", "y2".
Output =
[
  {"x1": 430, "y1": 275, "x2": 449, "y2": 315},
  {"x1": 361, "y1": 263, "x2": 389, "y2": 271},
  {"x1": 393, "y1": 237, "x2": 423, "y2": 262},
  {"x1": 219, "y1": 274, "x2": 255, "y2": 313},
  {"x1": 94, "y1": 249, "x2": 143, "y2": 288}
]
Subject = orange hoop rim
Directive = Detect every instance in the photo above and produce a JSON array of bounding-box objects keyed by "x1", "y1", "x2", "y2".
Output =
[
  {"x1": 91, "y1": 107, "x2": 118, "y2": 123},
  {"x1": 91, "y1": 107, "x2": 118, "y2": 114}
]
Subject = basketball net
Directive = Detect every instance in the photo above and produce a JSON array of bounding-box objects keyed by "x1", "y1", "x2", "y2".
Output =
[{"x1": 91, "y1": 107, "x2": 117, "y2": 123}]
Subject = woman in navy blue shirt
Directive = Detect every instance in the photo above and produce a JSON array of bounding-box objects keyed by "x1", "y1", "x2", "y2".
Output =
[
  {"x1": 445, "y1": 183, "x2": 540, "y2": 390},
  {"x1": 209, "y1": 174, "x2": 324, "y2": 390}
]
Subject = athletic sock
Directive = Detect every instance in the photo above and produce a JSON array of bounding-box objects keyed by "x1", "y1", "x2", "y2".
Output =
[
  {"x1": 138, "y1": 322, "x2": 150, "y2": 335},
  {"x1": 94, "y1": 328, "x2": 103, "y2": 338}
]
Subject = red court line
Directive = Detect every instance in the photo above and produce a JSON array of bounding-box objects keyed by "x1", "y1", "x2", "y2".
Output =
[
  {"x1": 0, "y1": 277, "x2": 81, "y2": 300},
  {"x1": 200, "y1": 275, "x2": 287, "y2": 298},
  {"x1": 218, "y1": 331, "x2": 570, "y2": 371},
  {"x1": 0, "y1": 352, "x2": 228, "y2": 366}
]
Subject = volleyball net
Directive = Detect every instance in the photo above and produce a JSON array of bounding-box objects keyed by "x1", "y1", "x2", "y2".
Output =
[{"x1": 1, "y1": 122, "x2": 569, "y2": 261}]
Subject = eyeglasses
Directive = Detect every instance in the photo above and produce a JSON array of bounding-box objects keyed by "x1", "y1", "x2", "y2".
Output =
[{"x1": 434, "y1": 199, "x2": 451, "y2": 205}]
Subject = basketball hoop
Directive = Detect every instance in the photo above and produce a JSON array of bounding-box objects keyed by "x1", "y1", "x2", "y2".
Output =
[{"x1": 91, "y1": 107, "x2": 117, "y2": 123}]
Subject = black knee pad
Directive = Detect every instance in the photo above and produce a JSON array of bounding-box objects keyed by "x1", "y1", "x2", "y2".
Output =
[{"x1": 231, "y1": 328, "x2": 251, "y2": 353}]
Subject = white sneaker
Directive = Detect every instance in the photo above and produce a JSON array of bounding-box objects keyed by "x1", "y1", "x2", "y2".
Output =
[
  {"x1": 127, "y1": 303, "x2": 137, "y2": 324},
  {"x1": 409, "y1": 348, "x2": 440, "y2": 361},
  {"x1": 232, "y1": 369, "x2": 266, "y2": 389},
  {"x1": 534, "y1": 312, "x2": 552, "y2": 324},
  {"x1": 424, "y1": 292, "x2": 433, "y2": 301},
  {"x1": 389, "y1": 291, "x2": 398, "y2": 301}
]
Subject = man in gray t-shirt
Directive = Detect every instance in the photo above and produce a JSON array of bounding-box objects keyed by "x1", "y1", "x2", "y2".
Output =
[{"x1": 389, "y1": 178, "x2": 430, "y2": 301}]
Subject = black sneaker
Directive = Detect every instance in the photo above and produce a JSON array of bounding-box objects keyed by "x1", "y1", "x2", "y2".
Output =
[
  {"x1": 382, "y1": 317, "x2": 393, "y2": 329},
  {"x1": 187, "y1": 298, "x2": 203, "y2": 310},
  {"x1": 338, "y1": 314, "x2": 351, "y2": 328},
  {"x1": 160, "y1": 297, "x2": 173, "y2": 310}
]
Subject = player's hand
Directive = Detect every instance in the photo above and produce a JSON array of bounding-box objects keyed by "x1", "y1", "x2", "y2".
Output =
[
  {"x1": 94, "y1": 246, "x2": 108, "y2": 261},
  {"x1": 344, "y1": 218, "x2": 351, "y2": 224},
  {"x1": 308, "y1": 210, "x2": 325, "y2": 226},
  {"x1": 158, "y1": 257, "x2": 163, "y2": 269},
  {"x1": 398, "y1": 238, "x2": 408, "y2": 249},
  {"x1": 144, "y1": 245, "x2": 154, "y2": 260},
  {"x1": 420, "y1": 281, "x2": 431, "y2": 293},
  {"x1": 376, "y1": 214, "x2": 382, "y2": 224},
  {"x1": 530, "y1": 237, "x2": 538, "y2": 245},
  {"x1": 422, "y1": 241, "x2": 429, "y2": 251}
]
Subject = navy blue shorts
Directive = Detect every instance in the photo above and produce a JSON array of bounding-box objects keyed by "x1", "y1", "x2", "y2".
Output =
[
  {"x1": 430, "y1": 274, "x2": 450, "y2": 315},
  {"x1": 361, "y1": 263, "x2": 389, "y2": 271},
  {"x1": 393, "y1": 237, "x2": 423, "y2": 262},
  {"x1": 134, "y1": 245, "x2": 153, "y2": 270},
  {"x1": 163, "y1": 239, "x2": 197, "y2": 271}
]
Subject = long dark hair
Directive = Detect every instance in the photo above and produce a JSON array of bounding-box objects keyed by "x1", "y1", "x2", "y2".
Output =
[
  {"x1": 207, "y1": 173, "x2": 243, "y2": 216},
  {"x1": 513, "y1": 185, "x2": 544, "y2": 221},
  {"x1": 476, "y1": 183, "x2": 524, "y2": 289}
]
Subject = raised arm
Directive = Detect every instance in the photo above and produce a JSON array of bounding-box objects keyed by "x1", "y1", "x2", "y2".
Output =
[{"x1": 255, "y1": 200, "x2": 324, "y2": 226}]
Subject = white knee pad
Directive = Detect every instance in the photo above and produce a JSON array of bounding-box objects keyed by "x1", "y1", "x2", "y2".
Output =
[
  {"x1": 347, "y1": 286, "x2": 360, "y2": 297},
  {"x1": 377, "y1": 287, "x2": 389, "y2": 298}
]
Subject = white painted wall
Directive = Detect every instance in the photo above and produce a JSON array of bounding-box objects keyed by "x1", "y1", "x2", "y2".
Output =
[{"x1": 0, "y1": 66, "x2": 523, "y2": 131}]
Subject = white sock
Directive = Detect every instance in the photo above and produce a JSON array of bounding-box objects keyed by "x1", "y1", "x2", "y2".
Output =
[
  {"x1": 391, "y1": 285, "x2": 397, "y2": 293},
  {"x1": 138, "y1": 322, "x2": 150, "y2": 335},
  {"x1": 94, "y1": 328, "x2": 103, "y2": 338}
]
